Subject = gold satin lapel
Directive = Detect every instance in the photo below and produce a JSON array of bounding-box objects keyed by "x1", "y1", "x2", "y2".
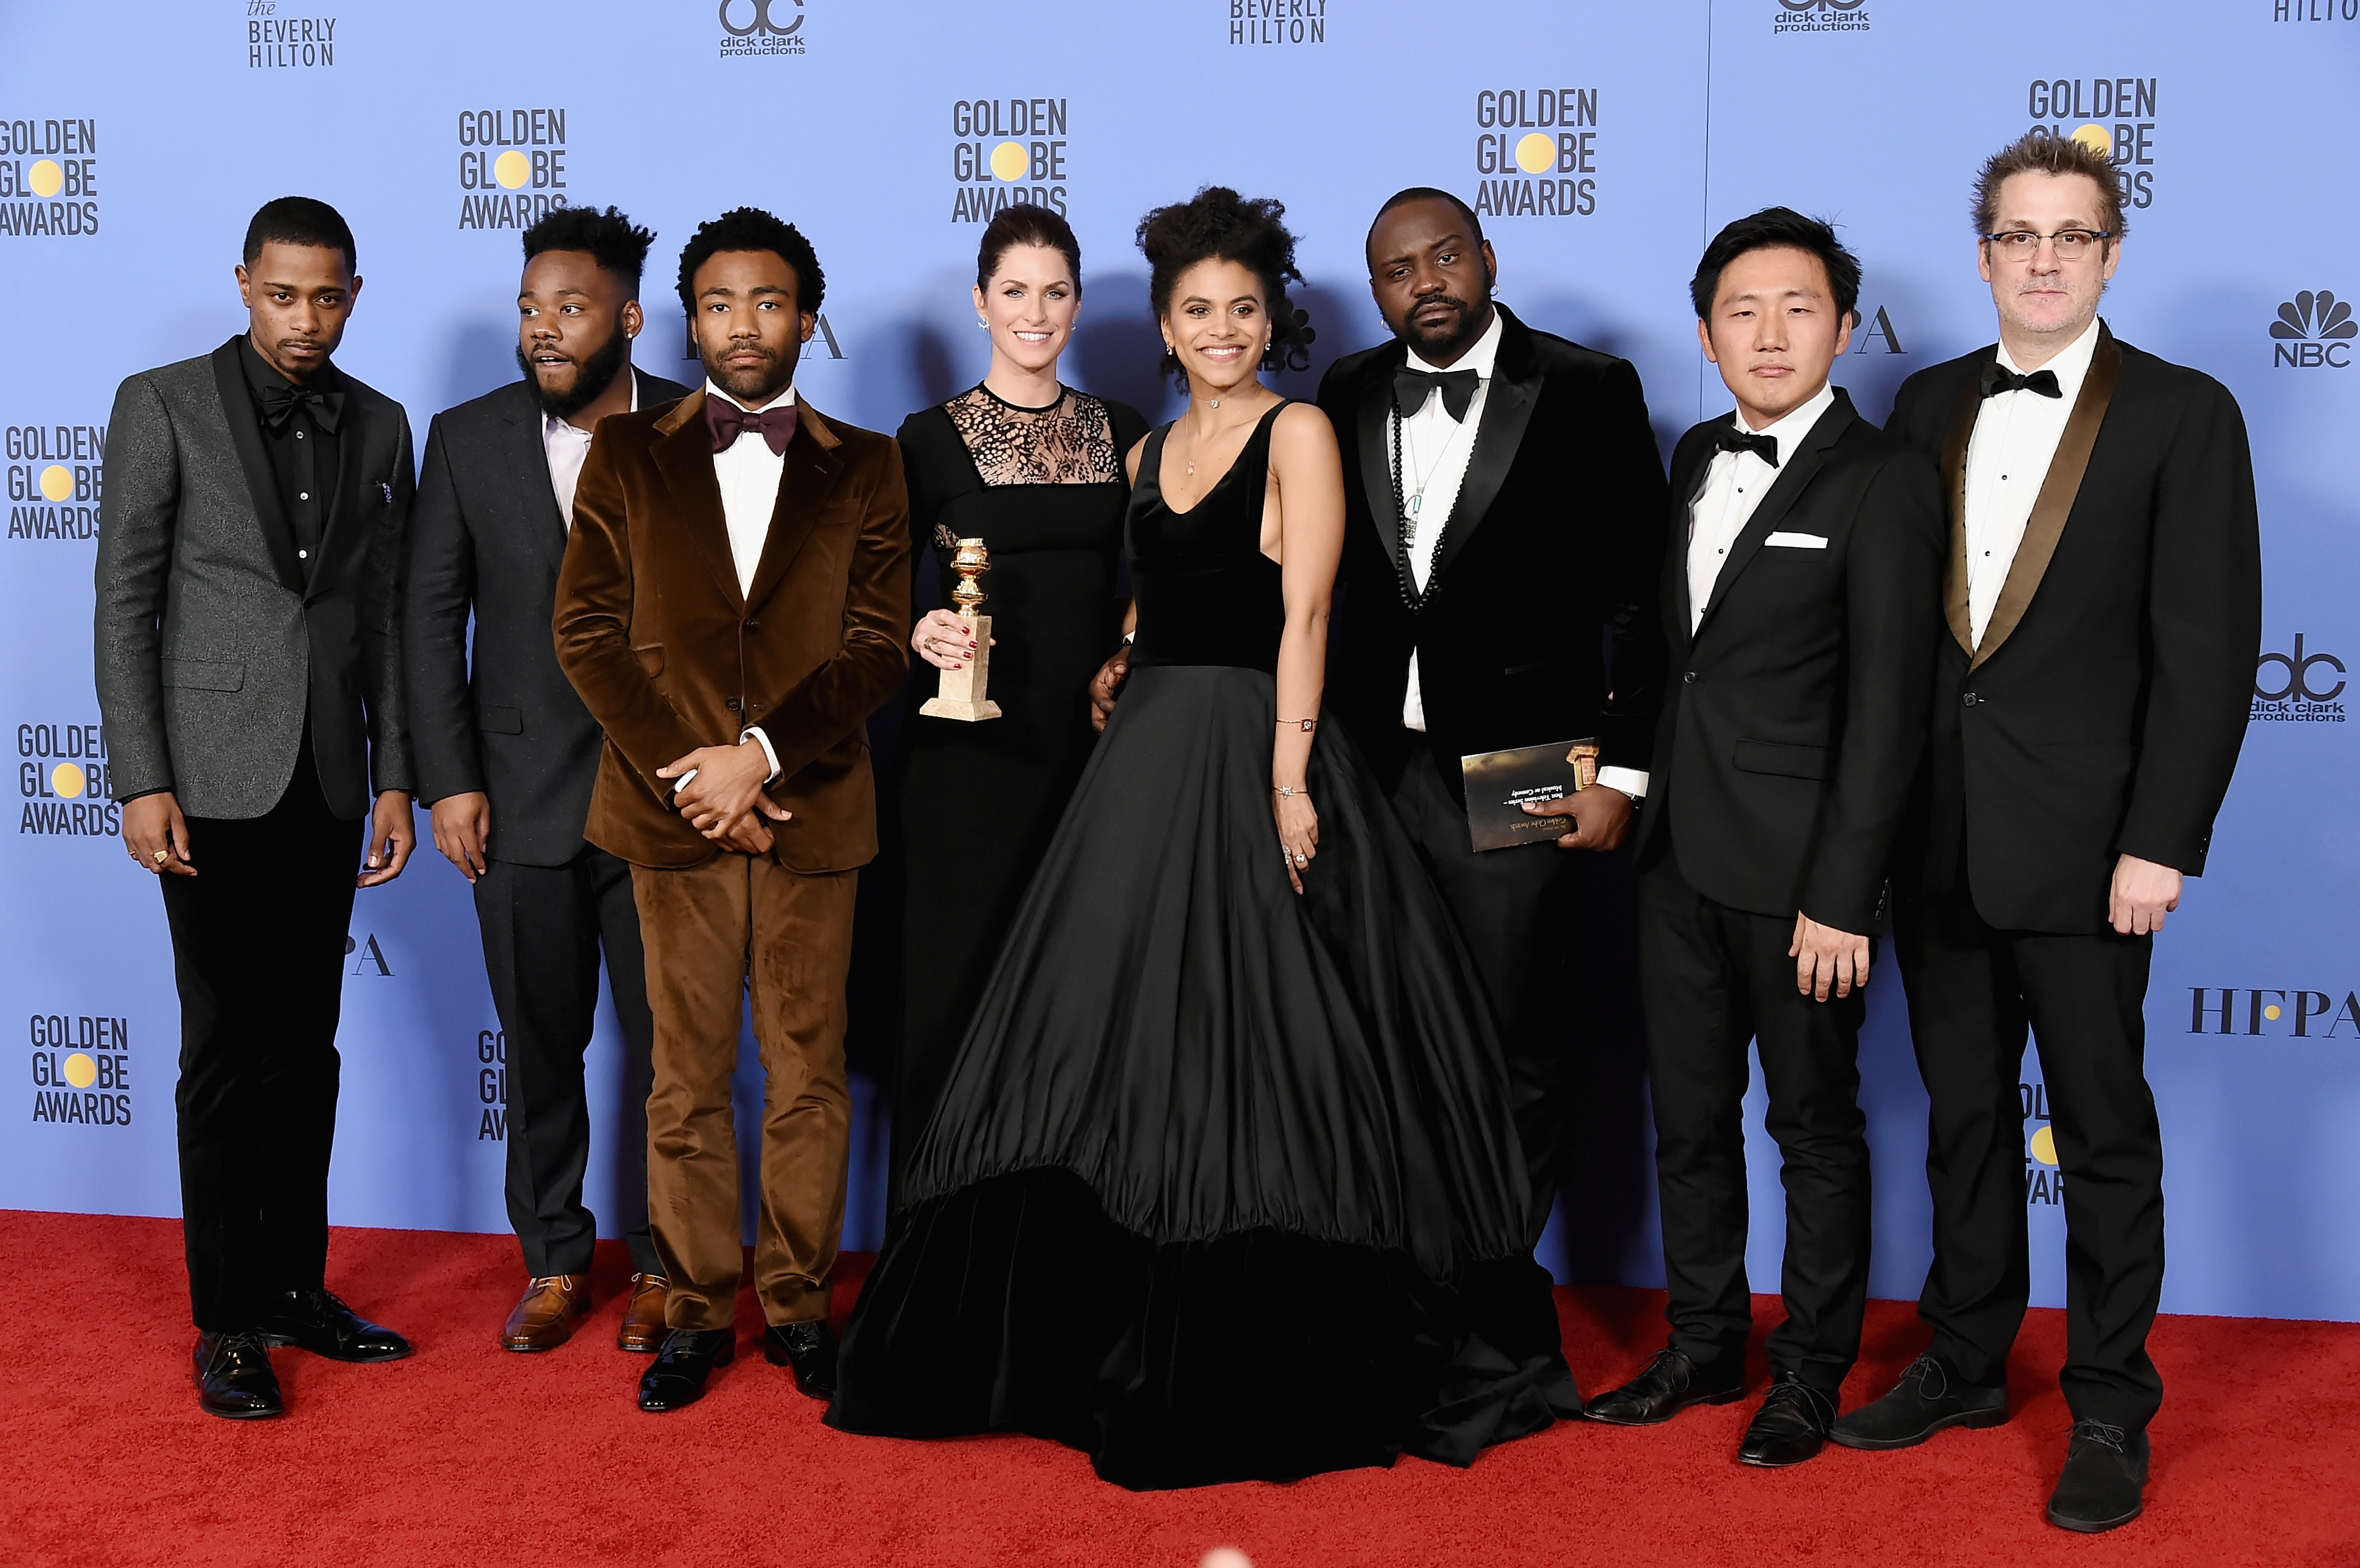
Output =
[
  {"x1": 1971, "y1": 327, "x2": 2120, "y2": 671},
  {"x1": 1938, "y1": 371, "x2": 1980, "y2": 659}
]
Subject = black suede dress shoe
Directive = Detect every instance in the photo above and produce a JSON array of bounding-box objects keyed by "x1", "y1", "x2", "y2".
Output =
[
  {"x1": 639, "y1": 1327, "x2": 735, "y2": 1412},
  {"x1": 193, "y1": 1330, "x2": 283, "y2": 1420},
  {"x1": 1583, "y1": 1346, "x2": 1744, "y2": 1426},
  {"x1": 2047, "y1": 1421, "x2": 2150, "y2": 1533},
  {"x1": 1739, "y1": 1373, "x2": 1837, "y2": 1467},
  {"x1": 1831, "y1": 1352, "x2": 2009, "y2": 1449},
  {"x1": 764, "y1": 1320, "x2": 838, "y2": 1398},
  {"x1": 258, "y1": 1288, "x2": 412, "y2": 1363}
]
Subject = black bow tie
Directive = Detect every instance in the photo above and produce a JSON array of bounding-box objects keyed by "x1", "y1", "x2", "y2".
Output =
[
  {"x1": 1394, "y1": 366, "x2": 1481, "y2": 423},
  {"x1": 1979, "y1": 363, "x2": 2062, "y2": 400},
  {"x1": 254, "y1": 379, "x2": 344, "y2": 435},
  {"x1": 1714, "y1": 425, "x2": 1779, "y2": 467}
]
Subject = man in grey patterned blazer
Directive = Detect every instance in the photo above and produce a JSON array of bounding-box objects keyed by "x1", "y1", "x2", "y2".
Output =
[{"x1": 95, "y1": 197, "x2": 419, "y2": 1421}]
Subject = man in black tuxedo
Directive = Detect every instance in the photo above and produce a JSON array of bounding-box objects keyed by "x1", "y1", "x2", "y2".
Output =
[
  {"x1": 96, "y1": 197, "x2": 418, "y2": 1419},
  {"x1": 406, "y1": 206, "x2": 690, "y2": 1356},
  {"x1": 1312, "y1": 187, "x2": 1668, "y2": 1241},
  {"x1": 1577, "y1": 211, "x2": 1942, "y2": 1467},
  {"x1": 1832, "y1": 135, "x2": 2260, "y2": 1535}
]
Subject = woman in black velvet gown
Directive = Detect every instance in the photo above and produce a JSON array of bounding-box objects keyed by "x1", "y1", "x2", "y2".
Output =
[
  {"x1": 892, "y1": 206, "x2": 1147, "y2": 1181},
  {"x1": 832, "y1": 189, "x2": 1578, "y2": 1489}
]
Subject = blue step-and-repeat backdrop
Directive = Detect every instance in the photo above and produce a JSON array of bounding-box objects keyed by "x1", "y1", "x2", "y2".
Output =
[{"x1": 3, "y1": 1, "x2": 2354, "y2": 1322}]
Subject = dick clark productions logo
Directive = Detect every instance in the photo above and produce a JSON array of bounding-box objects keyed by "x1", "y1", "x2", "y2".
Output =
[{"x1": 720, "y1": 0, "x2": 805, "y2": 56}]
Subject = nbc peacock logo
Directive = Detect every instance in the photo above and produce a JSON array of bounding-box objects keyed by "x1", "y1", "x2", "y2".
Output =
[{"x1": 2271, "y1": 290, "x2": 2354, "y2": 369}]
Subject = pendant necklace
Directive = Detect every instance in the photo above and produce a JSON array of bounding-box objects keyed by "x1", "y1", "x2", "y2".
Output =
[{"x1": 1187, "y1": 398, "x2": 1226, "y2": 475}]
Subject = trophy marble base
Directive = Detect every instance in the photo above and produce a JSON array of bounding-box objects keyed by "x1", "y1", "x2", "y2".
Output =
[{"x1": 919, "y1": 612, "x2": 1002, "y2": 722}]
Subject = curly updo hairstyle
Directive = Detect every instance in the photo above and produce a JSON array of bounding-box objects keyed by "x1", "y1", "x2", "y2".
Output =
[{"x1": 1135, "y1": 186, "x2": 1305, "y2": 385}]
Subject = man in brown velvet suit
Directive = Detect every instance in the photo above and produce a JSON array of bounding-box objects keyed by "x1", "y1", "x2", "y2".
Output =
[{"x1": 554, "y1": 207, "x2": 911, "y2": 1413}]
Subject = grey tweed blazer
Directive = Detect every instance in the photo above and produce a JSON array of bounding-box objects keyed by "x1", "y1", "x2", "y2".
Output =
[{"x1": 94, "y1": 337, "x2": 416, "y2": 820}]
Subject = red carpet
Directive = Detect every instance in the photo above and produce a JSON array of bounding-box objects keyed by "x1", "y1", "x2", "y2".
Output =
[{"x1": 4, "y1": 1212, "x2": 2352, "y2": 1568}]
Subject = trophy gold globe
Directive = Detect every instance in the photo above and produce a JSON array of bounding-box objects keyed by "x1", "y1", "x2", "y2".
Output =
[{"x1": 919, "y1": 538, "x2": 1003, "y2": 721}]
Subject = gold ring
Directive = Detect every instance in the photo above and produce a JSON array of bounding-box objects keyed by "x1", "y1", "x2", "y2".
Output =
[{"x1": 152, "y1": 847, "x2": 170, "y2": 865}]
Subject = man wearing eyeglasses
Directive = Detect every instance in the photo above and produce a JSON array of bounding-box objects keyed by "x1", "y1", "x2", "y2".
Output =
[{"x1": 1834, "y1": 134, "x2": 2261, "y2": 1534}]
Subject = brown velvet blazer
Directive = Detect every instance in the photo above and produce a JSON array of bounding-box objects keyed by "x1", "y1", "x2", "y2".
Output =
[{"x1": 554, "y1": 389, "x2": 911, "y2": 873}]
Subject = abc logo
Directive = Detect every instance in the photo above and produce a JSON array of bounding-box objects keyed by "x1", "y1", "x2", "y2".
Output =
[
  {"x1": 2254, "y1": 635, "x2": 2348, "y2": 703},
  {"x1": 720, "y1": 0, "x2": 802, "y2": 36}
]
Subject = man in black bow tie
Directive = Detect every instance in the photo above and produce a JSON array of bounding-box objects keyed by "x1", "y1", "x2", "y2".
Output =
[
  {"x1": 1311, "y1": 187, "x2": 1669, "y2": 1253},
  {"x1": 1583, "y1": 208, "x2": 1942, "y2": 1468},
  {"x1": 1838, "y1": 134, "x2": 2260, "y2": 1535},
  {"x1": 96, "y1": 197, "x2": 418, "y2": 1420}
]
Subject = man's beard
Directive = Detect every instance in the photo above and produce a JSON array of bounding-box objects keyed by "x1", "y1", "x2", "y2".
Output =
[
  {"x1": 702, "y1": 342, "x2": 792, "y2": 406},
  {"x1": 1396, "y1": 288, "x2": 1491, "y2": 363},
  {"x1": 518, "y1": 327, "x2": 630, "y2": 421}
]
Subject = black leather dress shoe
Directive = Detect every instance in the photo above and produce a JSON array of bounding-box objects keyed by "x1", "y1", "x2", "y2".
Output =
[
  {"x1": 1583, "y1": 1346, "x2": 1744, "y2": 1426},
  {"x1": 764, "y1": 1320, "x2": 838, "y2": 1398},
  {"x1": 1831, "y1": 1353, "x2": 2009, "y2": 1449},
  {"x1": 639, "y1": 1327, "x2": 735, "y2": 1412},
  {"x1": 258, "y1": 1288, "x2": 412, "y2": 1363},
  {"x1": 2047, "y1": 1421, "x2": 2150, "y2": 1533},
  {"x1": 1739, "y1": 1373, "x2": 1837, "y2": 1467},
  {"x1": 193, "y1": 1330, "x2": 283, "y2": 1420}
]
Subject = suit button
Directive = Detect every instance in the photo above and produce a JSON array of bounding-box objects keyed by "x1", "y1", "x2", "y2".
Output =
[
  {"x1": 745, "y1": 619, "x2": 760, "y2": 631},
  {"x1": 725, "y1": 697, "x2": 742, "y2": 712},
  {"x1": 1682, "y1": 671, "x2": 1697, "y2": 684},
  {"x1": 1963, "y1": 692, "x2": 1981, "y2": 707}
]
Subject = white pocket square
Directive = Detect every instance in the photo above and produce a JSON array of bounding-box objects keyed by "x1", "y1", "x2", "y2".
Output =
[{"x1": 1764, "y1": 532, "x2": 1828, "y2": 549}]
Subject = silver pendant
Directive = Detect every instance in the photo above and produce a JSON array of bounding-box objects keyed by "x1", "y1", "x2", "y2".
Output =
[
  {"x1": 1407, "y1": 494, "x2": 1423, "y2": 515},
  {"x1": 1209, "y1": 399, "x2": 1220, "y2": 408}
]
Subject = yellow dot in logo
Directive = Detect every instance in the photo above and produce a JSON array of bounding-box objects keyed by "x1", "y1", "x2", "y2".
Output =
[
  {"x1": 50, "y1": 762, "x2": 85, "y2": 799},
  {"x1": 28, "y1": 159, "x2": 63, "y2": 199},
  {"x1": 2029, "y1": 1125, "x2": 2058, "y2": 1166},
  {"x1": 494, "y1": 149, "x2": 531, "y2": 189},
  {"x1": 63, "y1": 1052, "x2": 98, "y2": 1089},
  {"x1": 2264, "y1": 1004, "x2": 2283, "y2": 1021},
  {"x1": 989, "y1": 140, "x2": 1029, "y2": 183},
  {"x1": 2070, "y1": 123, "x2": 2114, "y2": 159},
  {"x1": 39, "y1": 463, "x2": 72, "y2": 501},
  {"x1": 1515, "y1": 132, "x2": 1556, "y2": 175}
]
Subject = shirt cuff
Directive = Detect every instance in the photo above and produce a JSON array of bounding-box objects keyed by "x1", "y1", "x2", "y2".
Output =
[
  {"x1": 740, "y1": 726, "x2": 783, "y2": 784},
  {"x1": 1596, "y1": 766, "x2": 1649, "y2": 799}
]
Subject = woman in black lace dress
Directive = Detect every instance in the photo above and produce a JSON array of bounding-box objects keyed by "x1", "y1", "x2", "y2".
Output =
[
  {"x1": 834, "y1": 189, "x2": 1578, "y2": 1489},
  {"x1": 891, "y1": 205, "x2": 1147, "y2": 1182}
]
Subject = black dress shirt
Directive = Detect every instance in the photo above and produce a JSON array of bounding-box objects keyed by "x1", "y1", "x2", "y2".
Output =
[{"x1": 237, "y1": 334, "x2": 342, "y2": 564}]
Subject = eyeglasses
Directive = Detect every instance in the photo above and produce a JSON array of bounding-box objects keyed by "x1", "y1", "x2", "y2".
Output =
[{"x1": 1983, "y1": 228, "x2": 2114, "y2": 262}]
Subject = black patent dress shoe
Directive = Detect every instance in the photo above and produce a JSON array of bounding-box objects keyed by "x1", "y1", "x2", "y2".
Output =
[
  {"x1": 1583, "y1": 1346, "x2": 1744, "y2": 1426},
  {"x1": 639, "y1": 1327, "x2": 735, "y2": 1412},
  {"x1": 2047, "y1": 1421, "x2": 2150, "y2": 1533},
  {"x1": 258, "y1": 1287, "x2": 412, "y2": 1363},
  {"x1": 1831, "y1": 1352, "x2": 2009, "y2": 1449},
  {"x1": 1739, "y1": 1373, "x2": 1837, "y2": 1467},
  {"x1": 764, "y1": 1320, "x2": 838, "y2": 1398},
  {"x1": 193, "y1": 1330, "x2": 284, "y2": 1420}
]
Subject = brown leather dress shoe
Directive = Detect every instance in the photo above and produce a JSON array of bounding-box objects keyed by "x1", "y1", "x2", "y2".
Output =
[
  {"x1": 502, "y1": 1274, "x2": 589, "y2": 1352},
  {"x1": 618, "y1": 1272, "x2": 670, "y2": 1354}
]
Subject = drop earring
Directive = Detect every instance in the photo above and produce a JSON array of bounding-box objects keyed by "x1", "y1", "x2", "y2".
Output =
[{"x1": 977, "y1": 319, "x2": 989, "y2": 328}]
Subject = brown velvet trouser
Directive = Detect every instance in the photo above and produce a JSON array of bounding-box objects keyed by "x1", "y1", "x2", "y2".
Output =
[{"x1": 631, "y1": 852, "x2": 856, "y2": 1331}]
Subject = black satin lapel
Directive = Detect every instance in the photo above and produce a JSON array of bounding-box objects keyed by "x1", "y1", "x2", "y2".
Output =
[
  {"x1": 745, "y1": 408, "x2": 845, "y2": 614},
  {"x1": 207, "y1": 339, "x2": 305, "y2": 595},
  {"x1": 1355, "y1": 364, "x2": 1406, "y2": 582},
  {"x1": 1694, "y1": 397, "x2": 1855, "y2": 631},
  {"x1": 1666, "y1": 435, "x2": 1715, "y2": 639},
  {"x1": 650, "y1": 395, "x2": 747, "y2": 610},
  {"x1": 1428, "y1": 369, "x2": 1539, "y2": 583},
  {"x1": 503, "y1": 388, "x2": 570, "y2": 568}
]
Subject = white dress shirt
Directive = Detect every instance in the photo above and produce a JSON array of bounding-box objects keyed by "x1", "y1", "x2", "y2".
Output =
[
  {"x1": 1685, "y1": 381, "x2": 1839, "y2": 634},
  {"x1": 680, "y1": 378, "x2": 796, "y2": 787},
  {"x1": 541, "y1": 371, "x2": 637, "y2": 527},
  {"x1": 1961, "y1": 317, "x2": 2101, "y2": 647},
  {"x1": 1388, "y1": 311, "x2": 1501, "y2": 735}
]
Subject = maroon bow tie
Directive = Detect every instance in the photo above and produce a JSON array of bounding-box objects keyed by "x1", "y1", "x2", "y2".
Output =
[{"x1": 705, "y1": 395, "x2": 796, "y2": 456}]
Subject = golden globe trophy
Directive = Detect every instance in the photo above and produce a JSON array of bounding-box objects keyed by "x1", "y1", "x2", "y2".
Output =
[{"x1": 918, "y1": 537, "x2": 1003, "y2": 722}]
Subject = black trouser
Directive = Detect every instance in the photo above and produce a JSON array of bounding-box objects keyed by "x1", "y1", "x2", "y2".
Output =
[
  {"x1": 1892, "y1": 876, "x2": 2163, "y2": 1431},
  {"x1": 1390, "y1": 751, "x2": 1592, "y2": 1243},
  {"x1": 160, "y1": 745, "x2": 359, "y2": 1333},
  {"x1": 1637, "y1": 836, "x2": 1872, "y2": 1394},
  {"x1": 473, "y1": 846, "x2": 661, "y2": 1279}
]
